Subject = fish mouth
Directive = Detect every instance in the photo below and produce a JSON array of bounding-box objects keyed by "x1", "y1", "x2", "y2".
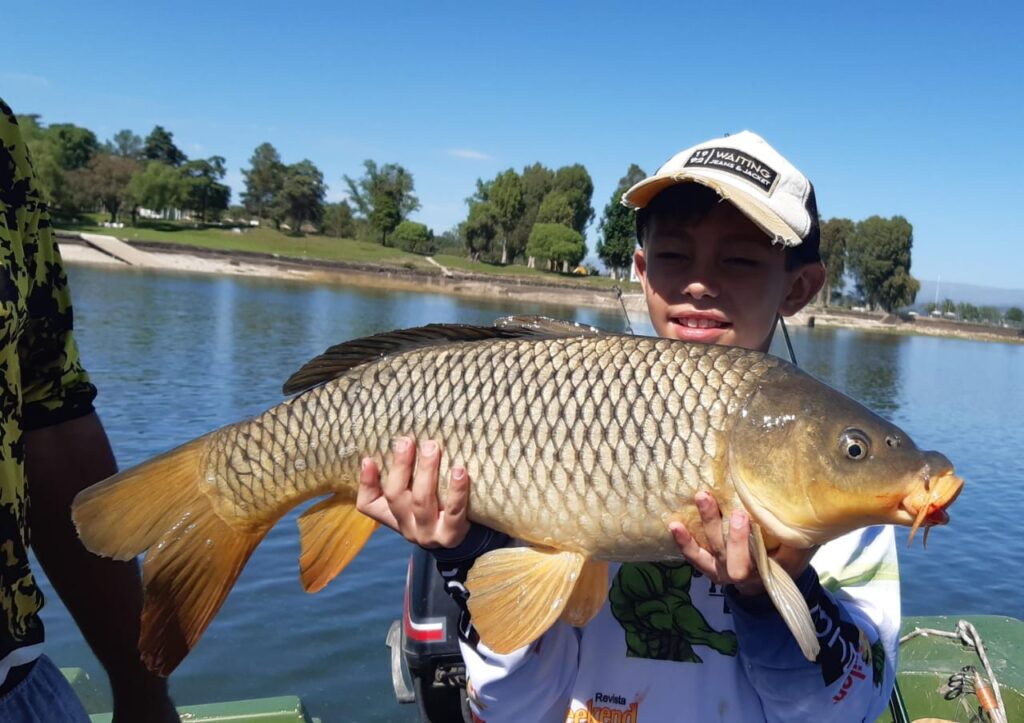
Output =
[{"x1": 899, "y1": 470, "x2": 964, "y2": 546}]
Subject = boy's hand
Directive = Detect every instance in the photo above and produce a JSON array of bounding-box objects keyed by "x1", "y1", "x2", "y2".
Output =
[
  {"x1": 356, "y1": 437, "x2": 471, "y2": 549},
  {"x1": 669, "y1": 491, "x2": 817, "y2": 597}
]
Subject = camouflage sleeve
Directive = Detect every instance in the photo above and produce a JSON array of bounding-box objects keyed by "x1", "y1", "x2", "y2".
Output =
[{"x1": 0, "y1": 100, "x2": 97, "y2": 430}]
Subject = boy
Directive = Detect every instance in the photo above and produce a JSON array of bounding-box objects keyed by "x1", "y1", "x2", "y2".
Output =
[{"x1": 357, "y1": 131, "x2": 900, "y2": 721}]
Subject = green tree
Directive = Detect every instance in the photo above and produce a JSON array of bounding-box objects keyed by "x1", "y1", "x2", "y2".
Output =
[
  {"x1": 180, "y1": 156, "x2": 230, "y2": 222},
  {"x1": 322, "y1": 201, "x2": 355, "y2": 238},
  {"x1": 143, "y1": 125, "x2": 187, "y2": 166},
  {"x1": 27, "y1": 141, "x2": 68, "y2": 210},
  {"x1": 462, "y1": 202, "x2": 499, "y2": 261},
  {"x1": 978, "y1": 305, "x2": 1002, "y2": 325},
  {"x1": 956, "y1": 301, "x2": 980, "y2": 322},
  {"x1": 17, "y1": 116, "x2": 66, "y2": 209},
  {"x1": 104, "y1": 129, "x2": 143, "y2": 159},
  {"x1": 535, "y1": 191, "x2": 575, "y2": 227},
  {"x1": 368, "y1": 193, "x2": 401, "y2": 245},
  {"x1": 847, "y1": 216, "x2": 920, "y2": 312},
  {"x1": 227, "y1": 205, "x2": 249, "y2": 223},
  {"x1": 819, "y1": 218, "x2": 854, "y2": 306},
  {"x1": 343, "y1": 160, "x2": 420, "y2": 244},
  {"x1": 128, "y1": 161, "x2": 188, "y2": 216},
  {"x1": 490, "y1": 169, "x2": 524, "y2": 264},
  {"x1": 435, "y1": 226, "x2": 464, "y2": 255},
  {"x1": 1005, "y1": 307, "x2": 1024, "y2": 325},
  {"x1": 47, "y1": 123, "x2": 99, "y2": 170},
  {"x1": 391, "y1": 220, "x2": 436, "y2": 254},
  {"x1": 241, "y1": 143, "x2": 284, "y2": 222},
  {"x1": 66, "y1": 153, "x2": 141, "y2": 222},
  {"x1": 467, "y1": 162, "x2": 593, "y2": 265},
  {"x1": 597, "y1": 164, "x2": 646, "y2": 280},
  {"x1": 940, "y1": 298, "x2": 957, "y2": 316},
  {"x1": 552, "y1": 164, "x2": 595, "y2": 235},
  {"x1": 509, "y1": 163, "x2": 556, "y2": 254},
  {"x1": 274, "y1": 160, "x2": 326, "y2": 233},
  {"x1": 527, "y1": 223, "x2": 586, "y2": 272},
  {"x1": 877, "y1": 267, "x2": 921, "y2": 315}
]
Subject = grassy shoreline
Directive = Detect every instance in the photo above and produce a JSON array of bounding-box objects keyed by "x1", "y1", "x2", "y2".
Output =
[
  {"x1": 55, "y1": 224, "x2": 638, "y2": 313},
  {"x1": 56, "y1": 218, "x2": 631, "y2": 290},
  {"x1": 56, "y1": 222, "x2": 1023, "y2": 345}
]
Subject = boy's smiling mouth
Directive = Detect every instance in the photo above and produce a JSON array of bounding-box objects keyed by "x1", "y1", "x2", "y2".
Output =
[{"x1": 668, "y1": 312, "x2": 732, "y2": 342}]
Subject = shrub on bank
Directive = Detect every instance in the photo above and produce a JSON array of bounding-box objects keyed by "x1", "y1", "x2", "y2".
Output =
[{"x1": 392, "y1": 220, "x2": 436, "y2": 255}]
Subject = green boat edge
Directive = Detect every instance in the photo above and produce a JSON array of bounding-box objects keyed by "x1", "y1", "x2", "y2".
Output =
[
  {"x1": 62, "y1": 614, "x2": 1021, "y2": 723},
  {"x1": 61, "y1": 667, "x2": 321, "y2": 723}
]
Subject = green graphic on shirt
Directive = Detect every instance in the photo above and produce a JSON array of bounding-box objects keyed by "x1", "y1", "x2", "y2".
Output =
[
  {"x1": 871, "y1": 639, "x2": 885, "y2": 686},
  {"x1": 609, "y1": 561, "x2": 738, "y2": 663}
]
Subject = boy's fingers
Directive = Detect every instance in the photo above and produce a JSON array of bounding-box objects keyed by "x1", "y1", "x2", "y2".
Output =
[
  {"x1": 438, "y1": 466, "x2": 471, "y2": 547},
  {"x1": 725, "y1": 511, "x2": 755, "y2": 582},
  {"x1": 410, "y1": 441, "x2": 442, "y2": 533},
  {"x1": 356, "y1": 457, "x2": 381, "y2": 499},
  {"x1": 383, "y1": 437, "x2": 415, "y2": 502},
  {"x1": 356, "y1": 457, "x2": 399, "y2": 531},
  {"x1": 670, "y1": 522, "x2": 719, "y2": 580},
  {"x1": 695, "y1": 492, "x2": 725, "y2": 557}
]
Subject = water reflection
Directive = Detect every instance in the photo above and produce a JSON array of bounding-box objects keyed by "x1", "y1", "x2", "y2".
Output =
[
  {"x1": 774, "y1": 326, "x2": 903, "y2": 416},
  {"x1": 834, "y1": 331, "x2": 903, "y2": 415}
]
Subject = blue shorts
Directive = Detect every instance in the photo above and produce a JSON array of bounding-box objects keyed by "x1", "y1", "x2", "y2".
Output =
[{"x1": 0, "y1": 655, "x2": 91, "y2": 722}]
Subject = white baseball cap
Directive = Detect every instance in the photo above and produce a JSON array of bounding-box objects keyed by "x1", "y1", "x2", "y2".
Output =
[{"x1": 621, "y1": 131, "x2": 819, "y2": 250}]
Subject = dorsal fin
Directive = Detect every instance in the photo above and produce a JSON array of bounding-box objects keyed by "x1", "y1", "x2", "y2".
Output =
[
  {"x1": 282, "y1": 317, "x2": 608, "y2": 396},
  {"x1": 493, "y1": 315, "x2": 610, "y2": 337}
]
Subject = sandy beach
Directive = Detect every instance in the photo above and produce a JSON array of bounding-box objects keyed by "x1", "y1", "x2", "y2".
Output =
[{"x1": 58, "y1": 234, "x2": 1023, "y2": 345}]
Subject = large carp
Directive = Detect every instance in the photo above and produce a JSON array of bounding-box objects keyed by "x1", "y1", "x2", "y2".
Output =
[{"x1": 72, "y1": 318, "x2": 962, "y2": 675}]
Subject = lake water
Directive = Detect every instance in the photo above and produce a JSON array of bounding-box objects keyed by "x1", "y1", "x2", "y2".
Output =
[{"x1": 39, "y1": 265, "x2": 1023, "y2": 721}]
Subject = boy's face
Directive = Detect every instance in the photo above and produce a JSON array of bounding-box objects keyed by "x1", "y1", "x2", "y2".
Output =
[{"x1": 634, "y1": 197, "x2": 824, "y2": 352}]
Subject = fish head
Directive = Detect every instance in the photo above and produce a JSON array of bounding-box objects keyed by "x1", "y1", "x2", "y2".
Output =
[{"x1": 726, "y1": 368, "x2": 963, "y2": 548}]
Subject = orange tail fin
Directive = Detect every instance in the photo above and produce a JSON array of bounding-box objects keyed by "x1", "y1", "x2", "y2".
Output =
[{"x1": 72, "y1": 437, "x2": 266, "y2": 675}]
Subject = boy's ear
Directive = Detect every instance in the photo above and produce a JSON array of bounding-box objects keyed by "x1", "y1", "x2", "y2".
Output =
[
  {"x1": 633, "y1": 248, "x2": 648, "y2": 288},
  {"x1": 779, "y1": 261, "x2": 826, "y2": 316}
]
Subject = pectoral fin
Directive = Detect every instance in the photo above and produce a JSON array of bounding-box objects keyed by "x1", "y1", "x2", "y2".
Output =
[
  {"x1": 465, "y1": 547, "x2": 585, "y2": 654},
  {"x1": 298, "y1": 495, "x2": 378, "y2": 593},
  {"x1": 749, "y1": 524, "x2": 820, "y2": 661},
  {"x1": 561, "y1": 560, "x2": 608, "y2": 627}
]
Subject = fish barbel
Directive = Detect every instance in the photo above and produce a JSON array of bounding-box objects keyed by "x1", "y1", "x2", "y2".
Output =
[{"x1": 72, "y1": 317, "x2": 963, "y2": 675}]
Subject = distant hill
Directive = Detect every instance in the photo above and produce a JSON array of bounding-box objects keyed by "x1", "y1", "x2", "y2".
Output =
[{"x1": 914, "y1": 279, "x2": 1024, "y2": 310}]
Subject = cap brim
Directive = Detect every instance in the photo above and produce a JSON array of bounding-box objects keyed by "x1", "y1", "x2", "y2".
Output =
[{"x1": 622, "y1": 173, "x2": 803, "y2": 247}]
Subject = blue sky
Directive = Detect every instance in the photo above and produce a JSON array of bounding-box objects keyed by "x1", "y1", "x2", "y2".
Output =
[{"x1": 5, "y1": 1, "x2": 1022, "y2": 289}]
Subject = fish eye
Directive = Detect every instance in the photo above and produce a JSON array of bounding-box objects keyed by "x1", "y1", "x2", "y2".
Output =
[{"x1": 841, "y1": 430, "x2": 871, "y2": 461}]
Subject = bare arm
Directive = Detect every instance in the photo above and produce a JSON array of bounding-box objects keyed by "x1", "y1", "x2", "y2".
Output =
[{"x1": 25, "y1": 412, "x2": 178, "y2": 723}]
